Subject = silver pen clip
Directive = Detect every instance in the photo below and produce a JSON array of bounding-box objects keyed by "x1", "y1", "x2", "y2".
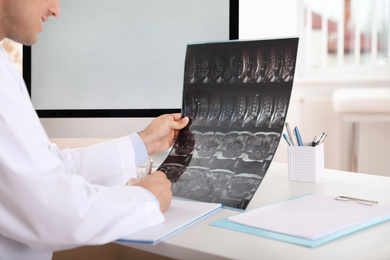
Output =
[{"x1": 145, "y1": 156, "x2": 153, "y2": 175}]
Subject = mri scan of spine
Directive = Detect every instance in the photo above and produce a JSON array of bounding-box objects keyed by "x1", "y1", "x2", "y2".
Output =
[
  {"x1": 280, "y1": 46, "x2": 296, "y2": 82},
  {"x1": 229, "y1": 94, "x2": 247, "y2": 127},
  {"x1": 199, "y1": 55, "x2": 212, "y2": 84},
  {"x1": 196, "y1": 95, "x2": 209, "y2": 125},
  {"x1": 243, "y1": 94, "x2": 260, "y2": 127},
  {"x1": 226, "y1": 52, "x2": 239, "y2": 83},
  {"x1": 265, "y1": 47, "x2": 282, "y2": 82},
  {"x1": 162, "y1": 39, "x2": 298, "y2": 209},
  {"x1": 250, "y1": 48, "x2": 267, "y2": 83},
  {"x1": 186, "y1": 56, "x2": 199, "y2": 84},
  {"x1": 256, "y1": 94, "x2": 274, "y2": 128},
  {"x1": 218, "y1": 96, "x2": 235, "y2": 127},
  {"x1": 184, "y1": 93, "x2": 198, "y2": 120},
  {"x1": 207, "y1": 93, "x2": 222, "y2": 126},
  {"x1": 269, "y1": 93, "x2": 289, "y2": 128},
  {"x1": 237, "y1": 50, "x2": 252, "y2": 83},
  {"x1": 212, "y1": 54, "x2": 227, "y2": 83}
]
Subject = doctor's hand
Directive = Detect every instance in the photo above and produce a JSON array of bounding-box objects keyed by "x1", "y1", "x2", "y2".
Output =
[
  {"x1": 126, "y1": 171, "x2": 172, "y2": 212},
  {"x1": 138, "y1": 113, "x2": 189, "y2": 155}
]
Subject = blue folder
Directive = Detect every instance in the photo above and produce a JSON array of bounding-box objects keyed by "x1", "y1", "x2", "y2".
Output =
[{"x1": 210, "y1": 194, "x2": 390, "y2": 248}]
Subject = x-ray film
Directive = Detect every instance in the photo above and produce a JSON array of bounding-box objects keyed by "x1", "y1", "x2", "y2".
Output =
[{"x1": 158, "y1": 38, "x2": 299, "y2": 210}]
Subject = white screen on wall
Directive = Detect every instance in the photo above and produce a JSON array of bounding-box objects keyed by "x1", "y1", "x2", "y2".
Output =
[{"x1": 31, "y1": 0, "x2": 230, "y2": 110}]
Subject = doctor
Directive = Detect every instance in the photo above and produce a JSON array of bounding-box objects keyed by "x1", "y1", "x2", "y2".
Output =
[{"x1": 0, "y1": 0, "x2": 189, "y2": 259}]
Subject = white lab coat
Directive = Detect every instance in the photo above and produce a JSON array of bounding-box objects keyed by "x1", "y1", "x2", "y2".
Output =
[{"x1": 0, "y1": 48, "x2": 164, "y2": 260}]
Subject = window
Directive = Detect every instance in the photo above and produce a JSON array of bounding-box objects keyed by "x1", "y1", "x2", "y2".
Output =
[{"x1": 302, "y1": 0, "x2": 390, "y2": 75}]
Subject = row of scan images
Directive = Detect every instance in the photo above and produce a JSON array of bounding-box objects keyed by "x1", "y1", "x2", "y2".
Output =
[
  {"x1": 161, "y1": 152, "x2": 272, "y2": 179},
  {"x1": 184, "y1": 45, "x2": 296, "y2": 84},
  {"x1": 159, "y1": 130, "x2": 278, "y2": 209},
  {"x1": 159, "y1": 153, "x2": 272, "y2": 209},
  {"x1": 172, "y1": 130, "x2": 280, "y2": 161},
  {"x1": 184, "y1": 91, "x2": 289, "y2": 129},
  {"x1": 162, "y1": 165, "x2": 267, "y2": 210}
]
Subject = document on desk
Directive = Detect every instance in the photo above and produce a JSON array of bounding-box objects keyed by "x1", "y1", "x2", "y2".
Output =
[
  {"x1": 211, "y1": 194, "x2": 390, "y2": 247},
  {"x1": 119, "y1": 198, "x2": 221, "y2": 245}
]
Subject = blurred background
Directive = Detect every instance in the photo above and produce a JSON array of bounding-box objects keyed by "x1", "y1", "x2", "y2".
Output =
[
  {"x1": 2, "y1": 0, "x2": 389, "y2": 176},
  {"x1": 240, "y1": 0, "x2": 390, "y2": 177}
]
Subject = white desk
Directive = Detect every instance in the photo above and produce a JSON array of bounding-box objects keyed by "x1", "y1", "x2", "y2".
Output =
[{"x1": 117, "y1": 162, "x2": 390, "y2": 260}]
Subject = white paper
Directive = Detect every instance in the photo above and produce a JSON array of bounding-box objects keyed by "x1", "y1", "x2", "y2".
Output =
[
  {"x1": 228, "y1": 194, "x2": 390, "y2": 240},
  {"x1": 121, "y1": 199, "x2": 221, "y2": 244}
]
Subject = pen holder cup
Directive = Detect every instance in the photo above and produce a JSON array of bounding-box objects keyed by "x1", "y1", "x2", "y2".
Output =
[{"x1": 287, "y1": 142, "x2": 324, "y2": 182}]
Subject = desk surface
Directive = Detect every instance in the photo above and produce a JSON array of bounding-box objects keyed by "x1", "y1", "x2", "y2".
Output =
[{"x1": 117, "y1": 162, "x2": 390, "y2": 260}]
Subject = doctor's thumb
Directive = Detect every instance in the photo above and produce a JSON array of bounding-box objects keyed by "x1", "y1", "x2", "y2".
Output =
[{"x1": 175, "y1": 116, "x2": 189, "y2": 129}]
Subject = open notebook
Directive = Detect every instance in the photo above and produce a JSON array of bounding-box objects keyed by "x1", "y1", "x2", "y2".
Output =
[{"x1": 119, "y1": 198, "x2": 221, "y2": 244}]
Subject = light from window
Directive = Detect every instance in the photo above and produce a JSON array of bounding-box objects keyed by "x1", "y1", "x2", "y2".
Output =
[{"x1": 302, "y1": 0, "x2": 390, "y2": 70}]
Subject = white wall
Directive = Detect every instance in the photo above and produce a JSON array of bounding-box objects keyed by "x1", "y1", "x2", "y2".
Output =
[{"x1": 240, "y1": 0, "x2": 300, "y2": 40}]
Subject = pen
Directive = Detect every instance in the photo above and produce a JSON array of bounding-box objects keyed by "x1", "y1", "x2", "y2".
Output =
[
  {"x1": 313, "y1": 132, "x2": 327, "y2": 146},
  {"x1": 294, "y1": 126, "x2": 303, "y2": 146},
  {"x1": 285, "y1": 122, "x2": 296, "y2": 146},
  {"x1": 312, "y1": 135, "x2": 317, "y2": 147},
  {"x1": 145, "y1": 156, "x2": 153, "y2": 175},
  {"x1": 283, "y1": 134, "x2": 293, "y2": 146},
  {"x1": 317, "y1": 132, "x2": 327, "y2": 145}
]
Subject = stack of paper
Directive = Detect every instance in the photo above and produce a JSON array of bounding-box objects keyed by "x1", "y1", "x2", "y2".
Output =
[
  {"x1": 119, "y1": 199, "x2": 221, "y2": 244},
  {"x1": 211, "y1": 194, "x2": 390, "y2": 247}
]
